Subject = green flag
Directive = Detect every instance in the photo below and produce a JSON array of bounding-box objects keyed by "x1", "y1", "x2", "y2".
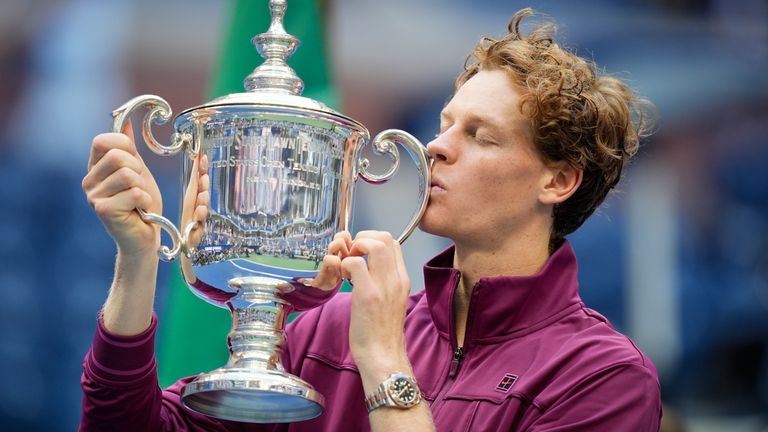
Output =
[{"x1": 157, "y1": 0, "x2": 338, "y2": 387}]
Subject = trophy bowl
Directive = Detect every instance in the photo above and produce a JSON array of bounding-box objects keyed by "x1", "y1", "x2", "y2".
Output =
[{"x1": 110, "y1": 0, "x2": 430, "y2": 424}]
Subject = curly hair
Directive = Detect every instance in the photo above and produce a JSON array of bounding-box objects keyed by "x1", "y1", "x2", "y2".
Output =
[{"x1": 456, "y1": 8, "x2": 654, "y2": 247}]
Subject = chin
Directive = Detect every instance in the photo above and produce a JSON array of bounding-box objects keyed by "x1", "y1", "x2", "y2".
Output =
[{"x1": 418, "y1": 215, "x2": 452, "y2": 239}]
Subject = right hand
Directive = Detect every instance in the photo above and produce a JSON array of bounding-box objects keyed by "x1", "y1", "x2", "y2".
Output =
[{"x1": 82, "y1": 121, "x2": 163, "y2": 258}]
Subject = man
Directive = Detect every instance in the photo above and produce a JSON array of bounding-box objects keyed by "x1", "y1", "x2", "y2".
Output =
[{"x1": 80, "y1": 8, "x2": 660, "y2": 431}]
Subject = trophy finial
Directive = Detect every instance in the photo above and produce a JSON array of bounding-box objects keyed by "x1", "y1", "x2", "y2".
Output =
[
  {"x1": 244, "y1": 0, "x2": 304, "y2": 95},
  {"x1": 269, "y1": 0, "x2": 288, "y2": 30}
]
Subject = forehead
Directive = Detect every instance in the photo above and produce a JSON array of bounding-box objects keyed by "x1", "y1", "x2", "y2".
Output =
[{"x1": 441, "y1": 69, "x2": 530, "y2": 134}]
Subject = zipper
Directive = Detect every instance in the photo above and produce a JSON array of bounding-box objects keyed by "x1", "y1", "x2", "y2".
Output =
[
  {"x1": 428, "y1": 272, "x2": 464, "y2": 417},
  {"x1": 448, "y1": 346, "x2": 464, "y2": 379},
  {"x1": 430, "y1": 345, "x2": 465, "y2": 417}
]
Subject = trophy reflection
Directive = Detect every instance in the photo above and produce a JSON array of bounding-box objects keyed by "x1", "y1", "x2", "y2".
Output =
[{"x1": 110, "y1": 0, "x2": 431, "y2": 424}]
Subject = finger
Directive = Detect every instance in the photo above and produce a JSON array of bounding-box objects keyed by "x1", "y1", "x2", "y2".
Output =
[
  {"x1": 352, "y1": 231, "x2": 403, "y2": 279},
  {"x1": 193, "y1": 204, "x2": 208, "y2": 224},
  {"x1": 312, "y1": 255, "x2": 342, "y2": 291},
  {"x1": 336, "y1": 231, "x2": 352, "y2": 240},
  {"x1": 198, "y1": 173, "x2": 210, "y2": 194},
  {"x1": 349, "y1": 237, "x2": 392, "y2": 257},
  {"x1": 341, "y1": 256, "x2": 373, "y2": 288},
  {"x1": 88, "y1": 132, "x2": 141, "y2": 171},
  {"x1": 187, "y1": 154, "x2": 201, "y2": 192},
  {"x1": 335, "y1": 231, "x2": 353, "y2": 248},
  {"x1": 328, "y1": 238, "x2": 349, "y2": 258},
  {"x1": 199, "y1": 154, "x2": 209, "y2": 175},
  {"x1": 196, "y1": 189, "x2": 210, "y2": 208},
  {"x1": 392, "y1": 241, "x2": 411, "y2": 294},
  {"x1": 350, "y1": 237, "x2": 410, "y2": 290},
  {"x1": 352, "y1": 231, "x2": 397, "y2": 263},
  {"x1": 348, "y1": 237, "x2": 396, "y2": 274},
  {"x1": 83, "y1": 148, "x2": 144, "y2": 191},
  {"x1": 92, "y1": 186, "x2": 153, "y2": 219},
  {"x1": 182, "y1": 157, "x2": 202, "y2": 217},
  {"x1": 354, "y1": 230, "x2": 395, "y2": 243},
  {"x1": 86, "y1": 166, "x2": 147, "y2": 205},
  {"x1": 328, "y1": 234, "x2": 351, "y2": 258}
]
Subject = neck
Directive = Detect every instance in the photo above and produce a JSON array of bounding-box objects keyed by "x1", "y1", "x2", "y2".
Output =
[
  {"x1": 453, "y1": 233, "x2": 551, "y2": 293},
  {"x1": 450, "y1": 230, "x2": 552, "y2": 347}
]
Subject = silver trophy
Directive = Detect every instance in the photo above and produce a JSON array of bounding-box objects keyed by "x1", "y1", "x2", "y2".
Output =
[{"x1": 110, "y1": 0, "x2": 430, "y2": 424}]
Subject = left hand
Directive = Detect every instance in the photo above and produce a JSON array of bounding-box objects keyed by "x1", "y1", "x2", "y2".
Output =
[
  {"x1": 309, "y1": 231, "x2": 353, "y2": 291},
  {"x1": 342, "y1": 230, "x2": 412, "y2": 375}
]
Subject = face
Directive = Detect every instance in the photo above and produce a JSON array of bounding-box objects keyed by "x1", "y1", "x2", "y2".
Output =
[{"x1": 420, "y1": 68, "x2": 555, "y2": 247}]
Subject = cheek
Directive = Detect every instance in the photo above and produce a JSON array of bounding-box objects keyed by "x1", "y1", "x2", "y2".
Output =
[{"x1": 474, "y1": 160, "x2": 543, "y2": 205}]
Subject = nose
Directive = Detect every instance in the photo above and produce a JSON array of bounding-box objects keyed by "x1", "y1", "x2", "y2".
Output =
[{"x1": 426, "y1": 131, "x2": 455, "y2": 163}]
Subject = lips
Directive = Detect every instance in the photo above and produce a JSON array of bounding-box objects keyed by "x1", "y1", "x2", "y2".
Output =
[{"x1": 430, "y1": 177, "x2": 447, "y2": 192}]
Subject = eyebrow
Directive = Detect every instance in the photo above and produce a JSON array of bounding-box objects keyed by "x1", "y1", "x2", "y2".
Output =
[{"x1": 440, "y1": 110, "x2": 506, "y2": 137}]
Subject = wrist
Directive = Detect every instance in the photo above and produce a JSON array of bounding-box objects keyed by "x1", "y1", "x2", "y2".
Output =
[
  {"x1": 116, "y1": 245, "x2": 160, "y2": 274},
  {"x1": 356, "y1": 351, "x2": 413, "y2": 395},
  {"x1": 116, "y1": 244, "x2": 159, "y2": 264},
  {"x1": 103, "y1": 251, "x2": 159, "y2": 336},
  {"x1": 364, "y1": 372, "x2": 422, "y2": 413}
]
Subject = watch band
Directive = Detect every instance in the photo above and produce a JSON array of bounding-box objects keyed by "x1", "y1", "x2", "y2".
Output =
[
  {"x1": 365, "y1": 372, "x2": 421, "y2": 413},
  {"x1": 365, "y1": 381, "x2": 392, "y2": 412}
]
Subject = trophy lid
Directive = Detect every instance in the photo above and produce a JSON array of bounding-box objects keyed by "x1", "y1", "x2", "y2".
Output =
[{"x1": 180, "y1": 0, "x2": 361, "y2": 130}]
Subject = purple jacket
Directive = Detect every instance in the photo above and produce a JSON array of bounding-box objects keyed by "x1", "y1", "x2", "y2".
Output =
[{"x1": 81, "y1": 241, "x2": 662, "y2": 431}]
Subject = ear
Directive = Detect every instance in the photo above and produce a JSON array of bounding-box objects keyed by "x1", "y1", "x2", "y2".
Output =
[{"x1": 539, "y1": 161, "x2": 583, "y2": 205}]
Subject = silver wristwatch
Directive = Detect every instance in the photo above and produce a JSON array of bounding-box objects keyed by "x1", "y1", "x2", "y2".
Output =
[{"x1": 365, "y1": 372, "x2": 422, "y2": 413}]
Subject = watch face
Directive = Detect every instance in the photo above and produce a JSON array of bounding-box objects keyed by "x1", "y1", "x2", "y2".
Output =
[{"x1": 388, "y1": 376, "x2": 420, "y2": 407}]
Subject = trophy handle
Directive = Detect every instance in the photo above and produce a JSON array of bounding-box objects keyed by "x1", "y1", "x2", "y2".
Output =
[
  {"x1": 358, "y1": 129, "x2": 432, "y2": 243},
  {"x1": 111, "y1": 95, "x2": 191, "y2": 262}
]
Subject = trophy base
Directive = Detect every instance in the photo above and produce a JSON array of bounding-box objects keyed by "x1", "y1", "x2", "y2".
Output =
[{"x1": 181, "y1": 367, "x2": 325, "y2": 423}]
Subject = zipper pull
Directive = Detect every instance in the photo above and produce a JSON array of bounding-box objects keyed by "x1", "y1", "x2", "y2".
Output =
[{"x1": 448, "y1": 347, "x2": 464, "y2": 379}]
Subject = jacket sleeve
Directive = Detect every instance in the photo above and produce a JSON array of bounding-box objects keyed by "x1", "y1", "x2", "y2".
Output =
[
  {"x1": 79, "y1": 314, "x2": 248, "y2": 432},
  {"x1": 525, "y1": 362, "x2": 662, "y2": 432}
]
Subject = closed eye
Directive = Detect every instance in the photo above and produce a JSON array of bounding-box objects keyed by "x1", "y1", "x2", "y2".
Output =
[
  {"x1": 471, "y1": 127, "x2": 498, "y2": 146},
  {"x1": 474, "y1": 134, "x2": 497, "y2": 146}
]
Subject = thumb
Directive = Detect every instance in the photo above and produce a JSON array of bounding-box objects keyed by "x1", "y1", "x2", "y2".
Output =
[
  {"x1": 311, "y1": 255, "x2": 342, "y2": 291},
  {"x1": 111, "y1": 115, "x2": 141, "y2": 160},
  {"x1": 120, "y1": 118, "x2": 135, "y2": 142},
  {"x1": 119, "y1": 119, "x2": 142, "y2": 159}
]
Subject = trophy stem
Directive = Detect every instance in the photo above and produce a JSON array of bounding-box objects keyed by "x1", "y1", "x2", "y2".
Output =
[
  {"x1": 225, "y1": 277, "x2": 289, "y2": 371},
  {"x1": 180, "y1": 276, "x2": 324, "y2": 423}
]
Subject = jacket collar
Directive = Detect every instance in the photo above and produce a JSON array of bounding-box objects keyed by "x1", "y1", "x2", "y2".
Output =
[{"x1": 422, "y1": 240, "x2": 582, "y2": 345}]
